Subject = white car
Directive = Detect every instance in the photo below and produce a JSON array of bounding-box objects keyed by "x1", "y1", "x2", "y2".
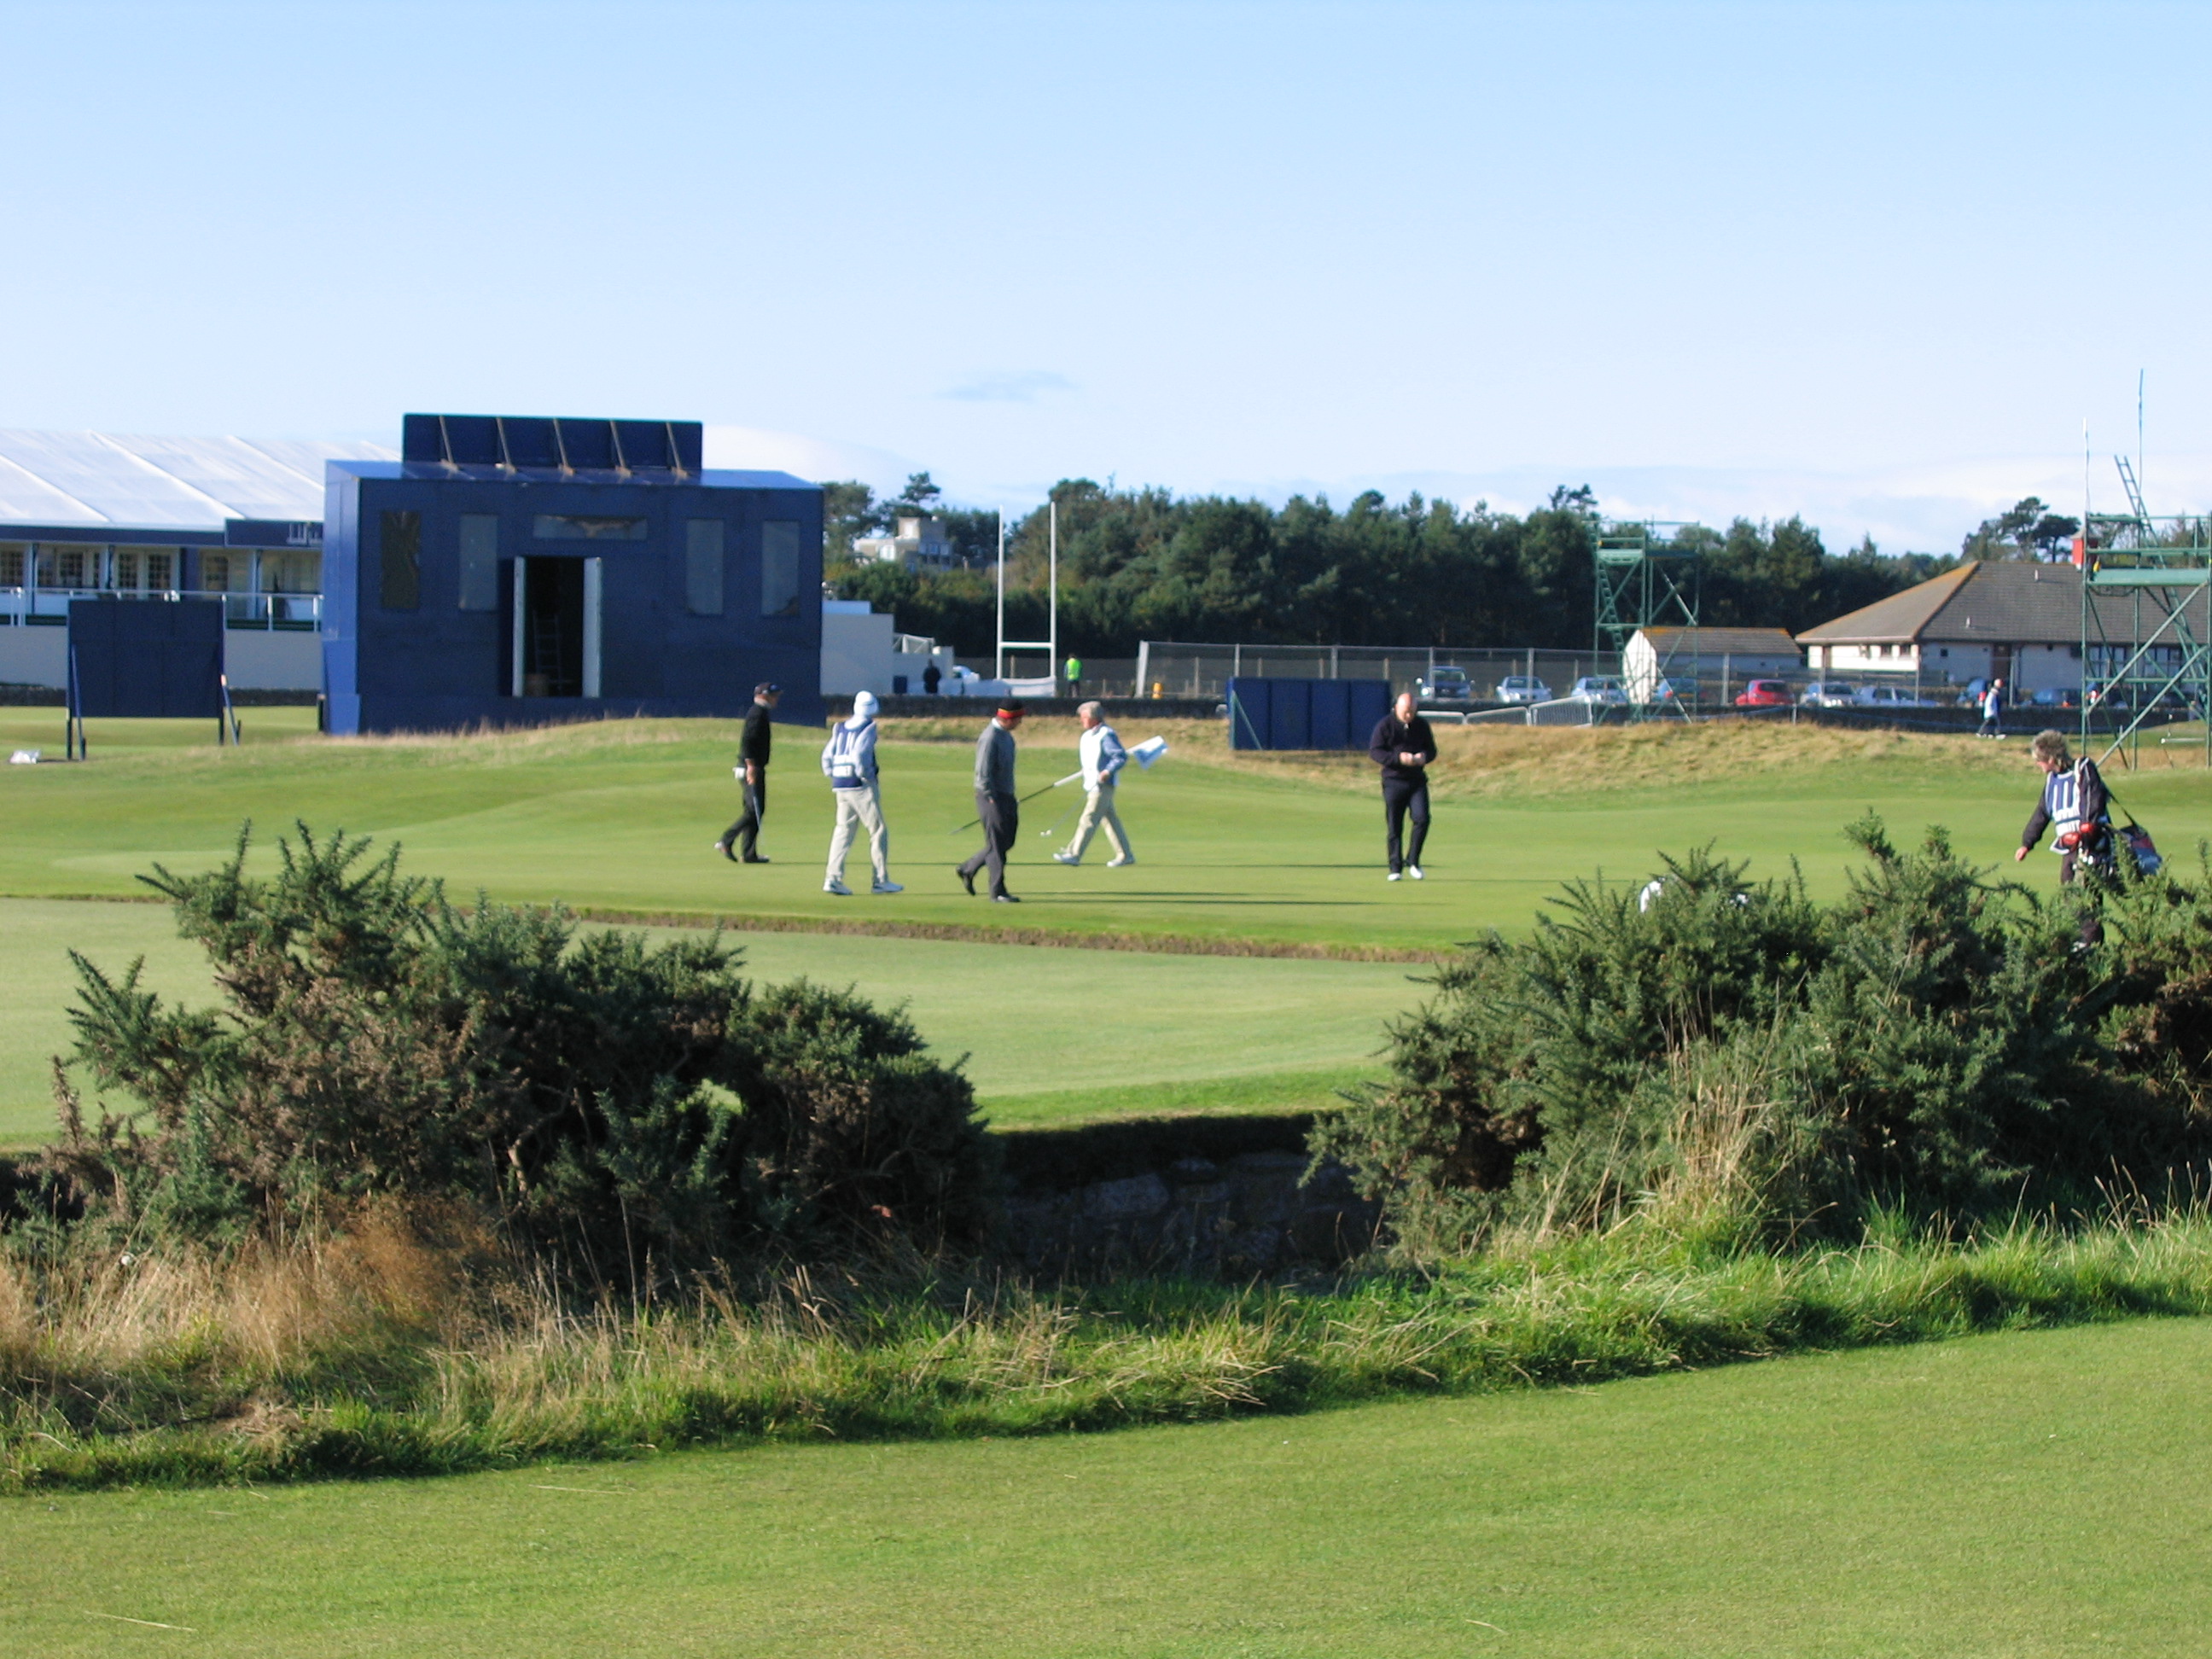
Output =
[
  {"x1": 1799, "y1": 681, "x2": 1857, "y2": 707},
  {"x1": 1853, "y1": 684, "x2": 1932, "y2": 710},
  {"x1": 1569, "y1": 675, "x2": 1628, "y2": 705},
  {"x1": 1495, "y1": 675, "x2": 1553, "y2": 705}
]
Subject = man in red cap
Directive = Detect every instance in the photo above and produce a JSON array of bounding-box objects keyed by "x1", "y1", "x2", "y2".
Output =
[{"x1": 957, "y1": 701, "x2": 1025, "y2": 902}]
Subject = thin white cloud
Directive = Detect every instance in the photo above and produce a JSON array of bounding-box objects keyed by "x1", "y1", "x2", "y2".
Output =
[{"x1": 940, "y1": 370, "x2": 1074, "y2": 405}]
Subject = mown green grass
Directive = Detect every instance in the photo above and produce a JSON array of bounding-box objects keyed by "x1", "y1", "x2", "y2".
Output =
[
  {"x1": 0, "y1": 899, "x2": 1417, "y2": 1143},
  {"x1": 7, "y1": 1314, "x2": 2209, "y2": 1656},
  {"x1": 9, "y1": 710, "x2": 2206, "y2": 954}
]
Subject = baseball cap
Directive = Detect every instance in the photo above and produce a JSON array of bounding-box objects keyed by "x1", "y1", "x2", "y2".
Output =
[{"x1": 754, "y1": 682, "x2": 781, "y2": 696}]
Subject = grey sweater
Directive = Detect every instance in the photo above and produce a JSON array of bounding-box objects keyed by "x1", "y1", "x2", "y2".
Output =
[{"x1": 974, "y1": 722, "x2": 1016, "y2": 795}]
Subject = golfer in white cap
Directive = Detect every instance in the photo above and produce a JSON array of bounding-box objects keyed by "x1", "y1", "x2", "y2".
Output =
[
  {"x1": 821, "y1": 690, "x2": 901, "y2": 895},
  {"x1": 1054, "y1": 701, "x2": 1135, "y2": 867}
]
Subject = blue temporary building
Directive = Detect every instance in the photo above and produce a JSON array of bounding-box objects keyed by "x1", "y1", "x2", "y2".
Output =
[{"x1": 322, "y1": 415, "x2": 822, "y2": 734}]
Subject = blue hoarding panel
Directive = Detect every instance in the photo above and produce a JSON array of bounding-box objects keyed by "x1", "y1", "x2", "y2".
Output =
[
  {"x1": 68, "y1": 598, "x2": 223, "y2": 719},
  {"x1": 1225, "y1": 678, "x2": 1388, "y2": 750},
  {"x1": 1349, "y1": 680, "x2": 1391, "y2": 745},
  {"x1": 1226, "y1": 678, "x2": 1270, "y2": 749},
  {"x1": 1309, "y1": 681, "x2": 1349, "y2": 750}
]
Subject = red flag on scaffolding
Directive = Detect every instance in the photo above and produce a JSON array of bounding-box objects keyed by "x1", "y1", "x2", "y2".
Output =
[{"x1": 2070, "y1": 532, "x2": 2087, "y2": 569}]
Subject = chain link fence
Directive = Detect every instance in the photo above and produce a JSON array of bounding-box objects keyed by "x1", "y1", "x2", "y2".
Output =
[
  {"x1": 1130, "y1": 643, "x2": 1628, "y2": 701},
  {"x1": 946, "y1": 642, "x2": 2015, "y2": 713}
]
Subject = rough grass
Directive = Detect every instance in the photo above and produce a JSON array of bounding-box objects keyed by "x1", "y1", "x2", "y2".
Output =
[{"x1": 9, "y1": 1199, "x2": 2212, "y2": 1494}]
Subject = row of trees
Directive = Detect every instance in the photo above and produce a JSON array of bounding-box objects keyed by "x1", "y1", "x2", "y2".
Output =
[{"x1": 823, "y1": 478, "x2": 1957, "y2": 658}]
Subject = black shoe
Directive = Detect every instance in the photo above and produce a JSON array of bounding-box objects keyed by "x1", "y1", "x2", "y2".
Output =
[
  {"x1": 958, "y1": 865, "x2": 976, "y2": 895},
  {"x1": 742, "y1": 854, "x2": 770, "y2": 864},
  {"x1": 992, "y1": 893, "x2": 1021, "y2": 903},
  {"x1": 714, "y1": 841, "x2": 736, "y2": 863}
]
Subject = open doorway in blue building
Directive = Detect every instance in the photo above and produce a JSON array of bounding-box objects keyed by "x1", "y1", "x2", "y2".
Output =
[{"x1": 514, "y1": 556, "x2": 600, "y2": 698}]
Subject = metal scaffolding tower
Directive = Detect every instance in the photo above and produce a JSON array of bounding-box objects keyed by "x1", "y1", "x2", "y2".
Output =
[
  {"x1": 1593, "y1": 521, "x2": 1703, "y2": 716},
  {"x1": 2080, "y1": 461, "x2": 2212, "y2": 768}
]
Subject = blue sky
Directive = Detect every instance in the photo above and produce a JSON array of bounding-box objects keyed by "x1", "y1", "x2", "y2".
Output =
[{"x1": 3, "y1": 0, "x2": 2205, "y2": 550}]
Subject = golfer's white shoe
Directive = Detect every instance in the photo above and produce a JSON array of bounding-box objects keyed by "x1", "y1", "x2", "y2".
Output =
[
  {"x1": 1387, "y1": 870, "x2": 1402, "y2": 882},
  {"x1": 1052, "y1": 851, "x2": 1081, "y2": 865},
  {"x1": 870, "y1": 880, "x2": 905, "y2": 894},
  {"x1": 1107, "y1": 855, "x2": 1135, "y2": 867},
  {"x1": 1408, "y1": 865, "x2": 1424, "y2": 881},
  {"x1": 824, "y1": 878, "x2": 853, "y2": 895}
]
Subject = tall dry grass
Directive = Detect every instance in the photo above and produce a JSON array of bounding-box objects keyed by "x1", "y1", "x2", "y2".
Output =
[{"x1": 11, "y1": 1193, "x2": 2212, "y2": 1493}]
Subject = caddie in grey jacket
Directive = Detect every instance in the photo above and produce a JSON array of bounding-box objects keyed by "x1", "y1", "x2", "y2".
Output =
[
  {"x1": 956, "y1": 701, "x2": 1025, "y2": 901},
  {"x1": 820, "y1": 690, "x2": 900, "y2": 896}
]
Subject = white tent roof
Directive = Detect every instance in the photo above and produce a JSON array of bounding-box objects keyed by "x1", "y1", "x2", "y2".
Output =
[{"x1": 0, "y1": 429, "x2": 397, "y2": 533}]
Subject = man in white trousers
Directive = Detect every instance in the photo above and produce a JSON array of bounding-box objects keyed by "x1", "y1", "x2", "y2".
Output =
[
  {"x1": 1053, "y1": 701, "x2": 1136, "y2": 868},
  {"x1": 821, "y1": 690, "x2": 902, "y2": 895}
]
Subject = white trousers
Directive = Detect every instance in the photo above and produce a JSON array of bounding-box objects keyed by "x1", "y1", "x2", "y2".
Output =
[
  {"x1": 825, "y1": 783, "x2": 890, "y2": 885},
  {"x1": 1065, "y1": 783, "x2": 1132, "y2": 862}
]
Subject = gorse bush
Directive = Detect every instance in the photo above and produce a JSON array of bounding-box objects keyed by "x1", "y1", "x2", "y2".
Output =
[
  {"x1": 26, "y1": 824, "x2": 998, "y2": 1269},
  {"x1": 1315, "y1": 820, "x2": 2212, "y2": 1252}
]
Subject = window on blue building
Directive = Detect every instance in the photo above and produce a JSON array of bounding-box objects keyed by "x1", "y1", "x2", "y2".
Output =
[
  {"x1": 458, "y1": 515, "x2": 498, "y2": 611},
  {"x1": 685, "y1": 520, "x2": 725, "y2": 615},
  {"x1": 761, "y1": 520, "x2": 800, "y2": 618},
  {"x1": 380, "y1": 511, "x2": 421, "y2": 610}
]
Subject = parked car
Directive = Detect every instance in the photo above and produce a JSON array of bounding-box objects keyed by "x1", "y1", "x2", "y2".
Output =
[
  {"x1": 1416, "y1": 664, "x2": 1475, "y2": 707},
  {"x1": 1569, "y1": 675, "x2": 1628, "y2": 705},
  {"x1": 1733, "y1": 678, "x2": 1793, "y2": 707},
  {"x1": 1494, "y1": 675, "x2": 1552, "y2": 704},
  {"x1": 1853, "y1": 684, "x2": 1934, "y2": 710},
  {"x1": 2029, "y1": 687, "x2": 2081, "y2": 710},
  {"x1": 1641, "y1": 676, "x2": 1691, "y2": 704},
  {"x1": 1798, "y1": 681, "x2": 1857, "y2": 707}
]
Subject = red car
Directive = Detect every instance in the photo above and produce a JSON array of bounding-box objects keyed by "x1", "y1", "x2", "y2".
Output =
[{"x1": 1733, "y1": 678, "x2": 1792, "y2": 707}]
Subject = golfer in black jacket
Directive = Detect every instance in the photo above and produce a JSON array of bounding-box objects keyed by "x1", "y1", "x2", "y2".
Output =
[
  {"x1": 1369, "y1": 690, "x2": 1437, "y2": 881},
  {"x1": 715, "y1": 683, "x2": 780, "y2": 863}
]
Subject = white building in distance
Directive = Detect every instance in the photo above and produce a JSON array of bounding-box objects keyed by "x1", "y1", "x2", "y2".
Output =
[
  {"x1": 1795, "y1": 561, "x2": 2184, "y2": 695},
  {"x1": 853, "y1": 515, "x2": 959, "y2": 570}
]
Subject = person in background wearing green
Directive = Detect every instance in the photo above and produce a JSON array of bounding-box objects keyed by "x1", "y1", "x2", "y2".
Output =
[{"x1": 1064, "y1": 655, "x2": 1082, "y2": 699}]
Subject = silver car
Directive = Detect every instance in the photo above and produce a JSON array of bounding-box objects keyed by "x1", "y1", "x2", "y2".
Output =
[
  {"x1": 1495, "y1": 675, "x2": 1553, "y2": 705},
  {"x1": 1853, "y1": 684, "x2": 1933, "y2": 710}
]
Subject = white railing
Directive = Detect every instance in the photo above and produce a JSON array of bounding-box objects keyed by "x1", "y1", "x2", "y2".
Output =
[{"x1": 0, "y1": 588, "x2": 321, "y2": 628}]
